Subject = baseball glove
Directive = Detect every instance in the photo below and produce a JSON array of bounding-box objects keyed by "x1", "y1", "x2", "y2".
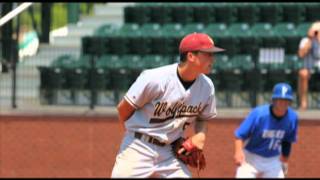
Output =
[{"x1": 171, "y1": 137, "x2": 206, "y2": 170}]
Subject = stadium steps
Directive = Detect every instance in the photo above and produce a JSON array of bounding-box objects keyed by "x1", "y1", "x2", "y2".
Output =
[{"x1": 0, "y1": 3, "x2": 134, "y2": 107}]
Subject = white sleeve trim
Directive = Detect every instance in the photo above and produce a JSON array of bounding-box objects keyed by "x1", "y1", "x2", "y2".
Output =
[{"x1": 124, "y1": 95, "x2": 140, "y2": 110}]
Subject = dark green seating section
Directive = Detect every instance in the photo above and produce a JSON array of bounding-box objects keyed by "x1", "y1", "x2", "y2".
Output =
[{"x1": 39, "y1": 2, "x2": 320, "y2": 106}]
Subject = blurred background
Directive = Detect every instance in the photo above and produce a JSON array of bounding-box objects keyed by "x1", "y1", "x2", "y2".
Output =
[
  {"x1": 1, "y1": 3, "x2": 320, "y2": 178},
  {"x1": 1, "y1": 2, "x2": 320, "y2": 111}
]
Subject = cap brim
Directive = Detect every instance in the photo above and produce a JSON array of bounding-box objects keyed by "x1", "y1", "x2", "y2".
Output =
[{"x1": 199, "y1": 46, "x2": 225, "y2": 53}]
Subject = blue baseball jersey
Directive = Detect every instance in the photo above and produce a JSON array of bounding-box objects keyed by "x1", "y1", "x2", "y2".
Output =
[{"x1": 234, "y1": 104, "x2": 299, "y2": 157}]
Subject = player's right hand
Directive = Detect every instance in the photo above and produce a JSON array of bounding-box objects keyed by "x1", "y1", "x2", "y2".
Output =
[{"x1": 234, "y1": 151, "x2": 245, "y2": 166}]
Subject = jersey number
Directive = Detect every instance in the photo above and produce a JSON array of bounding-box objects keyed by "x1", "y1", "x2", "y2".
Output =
[{"x1": 268, "y1": 139, "x2": 281, "y2": 150}]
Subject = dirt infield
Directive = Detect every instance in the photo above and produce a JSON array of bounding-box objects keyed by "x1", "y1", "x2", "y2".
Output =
[{"x1": 0, "y1": 115, "x2": 319, "y2": 178}]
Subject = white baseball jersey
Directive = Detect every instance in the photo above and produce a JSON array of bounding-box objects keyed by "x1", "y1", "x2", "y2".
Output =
[{"x1": 124, "y1": 63, "x2": 217, "y2": 144}]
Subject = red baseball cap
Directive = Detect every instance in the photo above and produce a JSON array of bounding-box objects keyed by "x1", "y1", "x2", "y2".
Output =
[{"x1": 179, "y1": 32, "x2": 225, "y2": 53}]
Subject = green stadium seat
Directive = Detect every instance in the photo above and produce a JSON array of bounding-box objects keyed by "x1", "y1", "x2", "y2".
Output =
[
  {"x1": 161, "y1": 23, "x2": 185, "y2": 37},
  {"x1": 171, "y1": 5, "x2": 194, "y2": 25},
  {"x1": 230, "y1": 54, "x2": 255, "y2": 72},
  {"x1": 38, "y1": 66, "x2": 66, "y2": 105},
  {"x1": 124, "y1": 6, "x2": 151, "y2": 25},
  {"x1": 183, "y1": 23, "x2": 206, "y2": 34},
  {"x1": 228, "y1": 23, "x2": 251, "y2": 37},
  {"x1": 50, "y1": 54, "x2": 78, "y2": 69},
  {"x1": 273, "y1": 23, "x2": 297, "y2": 37},
  {"x1": 96, "y1": 55, "x2": 123, "y2": 70},
  {"x1": 214, "y1": 36, "x2": 239, "y2": 56},
  {"x1": 141, "y1": 55, "x2": 171, "y2": 69},
  {"x1": 64, "y1": 67, "x2": 89, "y2": 90},
  {"x1": 121, "y1": 55, "x2": 143, "y2": 70},
  {"x1": 203, "y1": 23, "x2": 229, "y2": 38},
  {"x1": 284, "y1": 36, "x2": 301, "y2": 54},
  {"x1": 93, "y1": 24, "x2": 118, "y2": 36},
  {"x1": 118, "y1": 23, "x2": 141, "y2": 37},
  {"x1": 81, "y1": 36, "x2": 110, "y2": 56},
  {"x1": 128, "y1": 36, "x2": 152, "y2": 55},
  {"x1": 296, "y1": 22, "x2": 312, "y2": 37},
  {"x1": 150, "y1": 5, "x2": 172, "y2": 24},
  {"x1": 150, "y1": 36, "x2": 173, "y2": 55},
  {"x1": 107, "y1": 36, "x2": 130, "y2": 55},
  {"x1": 257, "y1": 3, "x2": 283, "y2": 25},
  {"x1": 281, "y1": 3, "x2": 305, "y2": 25},
  {"x1": 86, "y1": 68, "x2": 109, "y2": 91},
  {"x1": 251, "y1": 23, "x2": 274, "y2": 37},
  {"x1": 139, "y1": 23, "x2": 162, "y2": 37},
  {"x1": 236, "y1": 3, "x2": 259, "y2": 25},
  {"x1": 213, "y1": 54, "x2": 229, "y2": 72},
  {"x1": 273, "y1": 23, "x2": 299, "y2": 54},
  {"x1": 238, "y1": 36, "x2": 261, "y2": 56},
  {"x1": 193, "y1": 4, "x2": 215, "y2": 24},
  {"x1": 39, "y1": 66, "x2": 65, "y2": 90},
  {"x1": 214, "y1": 3, "x2": 237, "y2": 25},
  {"x1": 304, "y1": 3, "x2": 320, "y2": 22},
  {"x1": 285, "y1": 54, "x2": 303, "y2": 71}
]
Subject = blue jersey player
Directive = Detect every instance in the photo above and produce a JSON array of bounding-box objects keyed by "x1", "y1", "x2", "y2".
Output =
[{"x1": 234, "y1": 83, "x2": 299, "y2": 178}]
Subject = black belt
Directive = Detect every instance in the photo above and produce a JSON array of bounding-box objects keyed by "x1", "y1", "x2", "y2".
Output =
[{"x1": 134, "y1": 132, "x2": 166, "y2": 147}]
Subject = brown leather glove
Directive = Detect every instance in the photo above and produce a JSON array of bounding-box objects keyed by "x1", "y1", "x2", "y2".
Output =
[{"x1": 171, "y1": 137, "x2": 206, "y2": 170}]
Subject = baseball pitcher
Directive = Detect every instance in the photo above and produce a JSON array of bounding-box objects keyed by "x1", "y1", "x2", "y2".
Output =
[{"x1": 111, "y1": 33, "x2": 225, "y2": 178}]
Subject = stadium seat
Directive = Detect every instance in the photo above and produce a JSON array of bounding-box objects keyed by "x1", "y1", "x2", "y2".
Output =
[
  {"x1": 281, "y1": 3, "x2": 305, "y2": 25},
  {"x1": 64, "y1": 67, "x2": 89, "y2": 90},
  {"x1": 251, "y1": 23, "x2": 274, "y2": 37},
  {"x1": 117, "y1": 23, "x2": 141, "y2": 37},
  {"x1": 96, "y1": 55, "x2": 123, "y2": 70},
  {"x1": 50, "y1": 54, "x2": 78, "y2": 69},
  {"x1": 93, "y1": 24, "x2": 118, "y2": 36},
  {"x1": 192, "y1": 4, "x2": 215, "y2": 24},
  {"x1": 121, "y1": 55, "x2": 143, "y2": 70},
  {"x1": 230, "y1": 54, "x2": 255, "y2": 72},
  {"x1": 304, "y1": 3, "x2": 320, "y2": 22},
  {"x1": 228, "y1": 23, "x2": 251, "y2": 37},
  {"x1": 171, "y1": 5, "x2": 194, "y2": 25},
  {"x1": 128, "y1": 36, "x2": 152, "y2": 55},
  {"x1": 86, "y1": 68, "x2": 109, "y2": 91},
  {"x1": 149, "y1": 5, "x2": 172, "y2": 24},
  {"x1": 285, "y1": 54, "x2": 303, "y2": 71},
  {"x1": 139, "y1": 23, "x2": 162, "y2": 37},
  {"x1": 183, "y1": 23, "x2": 206, "y2": 34},
  {"x1": 213, "y1": 54, "x2": 229, "y2": 72},
  {"x1": 150, "y1": 36, "x2": 173, "y2": 55},
  {"x1": 273, "y1": 23, "x2": 299, "y2": 54},
  {"x1": 214, "y1": 36, "x2": 239, "y2": 56},
  {"x1": 142, "y1": 55, "x2": 171, "y2": 69},
  {"x1": 235, "y1": 3, "x2": 259, "y2": 25},
  {"x1": 257, "y1": 3, "x2": 283, "y2": 25},
  {"x1": 38, "y1": 66, "x2": 66, "y2": 105},
  {"x1": 124, "y1": 5, "x2": 151, "y2": 25},
  {"x1": 38, "y1": 66, "x2": 65, "y2": 90},
  {"x1": 203, "y1": 23, "x2": 229, "y2": 38},
  {"x1": 107, "y1": 36, "x2": 130, "y2": 55},
  {"x1": 81, "y1": 36, "x2": 110, "y2": 56},
  {"x1": 214, "y1": 3, "x2": 237, "y2": 25},
  {"x1": 273, "y1": 23, "x2": 297, "y2": 37},
  {"x1": 284, "y1": 36, "x2": 301, "y2": 54},
  {"x1": 296, "y1": 22, "x2": 312, "y2": 37},
  {"x1": 161, "y1": 23, "x2": 185, "y2": 37},
  {"x1": 238, "y1": 36, "x2": 261, "y2": 56}
]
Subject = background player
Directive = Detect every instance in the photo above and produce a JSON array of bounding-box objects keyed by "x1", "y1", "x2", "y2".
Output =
[
  {"x1": 297, "y1": 21, "x2": 320, "y2": 110},
  {"x1": 111, "y1": 32, "x2": 225, "y2": 178},
  {"x1": 233, "y1": 82, "x2": 299, "y2": 178}
]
